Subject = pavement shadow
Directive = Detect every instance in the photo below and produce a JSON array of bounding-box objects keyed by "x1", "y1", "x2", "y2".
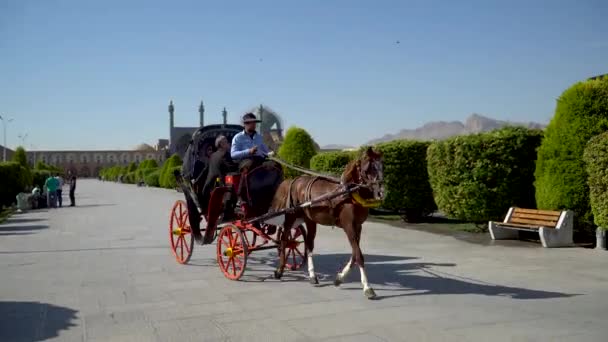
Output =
[
  {"x1": 0, "y1": 224, "x2": 48, "y2": 236},
  {"x1": 0, "y1": 301, "x2": 79, "y2": 341},
  {"x1": 4, "y1": 217, "x2": 45, "y2": 224},
  {"x1": 68, "y1": 203, "x2": 116, "y2": 208},
  {"x1": 310, "y1": 253, "x2": 578, "y2": 300}
]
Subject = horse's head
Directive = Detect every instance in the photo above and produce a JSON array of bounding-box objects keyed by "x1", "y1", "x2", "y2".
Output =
[{"x1": 342, "y1": 147, "x2": 385, "y2": 202}]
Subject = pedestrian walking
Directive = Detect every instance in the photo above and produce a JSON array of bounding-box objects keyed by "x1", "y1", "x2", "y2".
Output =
[{"x1": 68, "y1": 171, "x2": 77, "y2": 206}]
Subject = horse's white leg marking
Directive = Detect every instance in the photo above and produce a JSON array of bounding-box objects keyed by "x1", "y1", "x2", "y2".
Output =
[
  {"x1": 307, "y1": 251, "x2": 316, "y2": 279},
  {"x1": 359, "y1": 265, "x2": 371, "y2": 291},
  {"x1": 338, "y1": 258, "x2": 353, "y2": 280},
  {"x1": 360, "y1": 265, "x2": 376, "y2": 298}
]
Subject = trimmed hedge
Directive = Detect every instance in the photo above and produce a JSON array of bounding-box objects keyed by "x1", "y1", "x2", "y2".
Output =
[
  {"x1": 583, "y1": 131, "x2": 608, "y2": 229},
  {"x1": 144, "y1": 169, "x2": 161, "y2": 187},
  {"x1": 427, "y1": 126, "x2": 543, "y2": 222},
  {"x1": 0, "y1": 162, "x2": 29, "y2": 207},
  {"x1": 277, "y1": 126, "x2": 318, "y2": 178},
  {"x1": 374, "y1": 140, "x2": 437, "y2": 221},
  {"x1": 160, "y1": 154, "x2": 182, "y2": 188},
  {"x1": 310, "y1": 151, "x2": 358, "y2": 176},
  {"x1": 32, "y1": 170, "x2": 51, "y2": 188},
  {"x1": 535, "y1": 76, "x2": 608, "y2": 232}
]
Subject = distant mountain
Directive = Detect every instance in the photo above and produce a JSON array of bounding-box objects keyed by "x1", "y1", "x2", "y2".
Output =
[
  {"x1": 366, "y1": 114, "x2": 546, "y2": 145},
  {"x1": 321, "y1": 144, "x2": 354, "y2": 150}
]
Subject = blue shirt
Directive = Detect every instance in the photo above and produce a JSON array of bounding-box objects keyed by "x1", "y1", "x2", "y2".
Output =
[{"x1": 230, "y1": 130, "x2": 270, "y2": 160}]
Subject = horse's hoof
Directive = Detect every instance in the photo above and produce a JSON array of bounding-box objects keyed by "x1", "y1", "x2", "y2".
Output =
[
  {"x1": 309, "y1": 275, "x2": 319, "y2": 285},
  {"x1": 364, "y1": 288, "x2": 377, "y2": 300},
  {"x1": 273, "y1": 271, "x2": 283, "y2": 280},
  {"x1": 334, "y1": 276, "x2": 343, "y2": 287}
]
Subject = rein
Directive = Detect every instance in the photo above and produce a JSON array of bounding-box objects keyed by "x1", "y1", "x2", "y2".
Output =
[
  {"x1": 268, "y1": 153, "x2": 382, "y2": 208},
  {"x1": 268, "y1": 154, "x2": 342, "y2": 183}
]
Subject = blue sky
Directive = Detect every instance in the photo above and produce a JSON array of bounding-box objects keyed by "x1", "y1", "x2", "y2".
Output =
[{"x1": 1, "y1": 0, "x2": 606, "y2": 150}]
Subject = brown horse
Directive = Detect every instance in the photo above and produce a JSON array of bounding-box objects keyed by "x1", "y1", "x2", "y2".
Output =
[{"x1": 270, "y1": 147, "x2": 385, "y2": 299}]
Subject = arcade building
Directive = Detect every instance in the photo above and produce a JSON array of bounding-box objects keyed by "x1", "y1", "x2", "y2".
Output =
[{"x1": 13, "y1": 100, "x2": 286, "y2": 177}]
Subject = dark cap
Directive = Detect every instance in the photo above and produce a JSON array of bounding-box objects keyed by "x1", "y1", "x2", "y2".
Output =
[{"x1": 242, "y1": 113, "x2": 261, "y2": 123}]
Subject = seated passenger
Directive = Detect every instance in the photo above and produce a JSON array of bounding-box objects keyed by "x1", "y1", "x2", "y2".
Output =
[{"x1": 201, "y1": 135, "x2": 236, "y2": 207}]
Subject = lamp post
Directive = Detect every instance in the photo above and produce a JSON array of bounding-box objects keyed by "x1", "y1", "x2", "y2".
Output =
[
  {"x1": 18, "y1": 133, "x2": 28, "y2": 147},
  {"x1": 0, "y1": 115, "x2": 14, "y2": 162}
]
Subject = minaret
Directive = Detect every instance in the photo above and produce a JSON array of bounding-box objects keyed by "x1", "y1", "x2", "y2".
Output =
[
  {"x1": 258, "y1": 104, "x2": 264, "y2": 131},
  {"x1": 222, "y1": 107, "x2": 228, "y2": 126},
  {"x1": 169, "y1": 100, "x2": 175, "y2": 134},
  {"x1": 198, "y1": 100, "x2": 204, "y2": 127}
]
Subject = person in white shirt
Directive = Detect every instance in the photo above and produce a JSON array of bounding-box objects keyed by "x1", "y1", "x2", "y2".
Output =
[{"x1": 55, "y1": 176, "x2": 64, "y2": 207}]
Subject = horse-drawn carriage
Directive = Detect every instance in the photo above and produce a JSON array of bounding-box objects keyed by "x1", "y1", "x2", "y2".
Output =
[
  {"x1": 168, "y1": 124, "x2": 308, "y2": 279},
  {"x1": 167, "y1": 123, "x2": 386, "y2": 298}
]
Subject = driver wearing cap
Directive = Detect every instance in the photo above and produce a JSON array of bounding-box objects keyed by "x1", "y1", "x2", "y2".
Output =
[
  {"x1": 230, "y1": 112, "x2": 272, "y2": 208},
  {"x1": 230, "y1": 112, "x2": 270, "y2": 160}
]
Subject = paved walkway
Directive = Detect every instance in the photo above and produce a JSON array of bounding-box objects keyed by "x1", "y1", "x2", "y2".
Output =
[{"x1": 1, "y1": 180, "x2": 607, "y2": 341}]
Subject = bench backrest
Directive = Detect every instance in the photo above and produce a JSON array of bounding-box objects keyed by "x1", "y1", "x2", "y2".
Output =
[{"x1": 506, "y1": 208, "x2": 562, "y2": 228}]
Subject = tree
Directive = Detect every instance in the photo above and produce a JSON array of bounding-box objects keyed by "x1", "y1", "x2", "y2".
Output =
[
  {"x1": 12, "y1": 146, "x2": 28, "y2": 168},
  {"x1": 277, "y1": 126, "x2": 318, "y2": 178},
  {"x1": 534, "y1": 76, "x2": 608, "y2": 233}
]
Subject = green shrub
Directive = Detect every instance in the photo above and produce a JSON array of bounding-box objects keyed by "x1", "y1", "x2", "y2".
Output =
[
  {"x1": 13, "y1": 146, "x2": 28, "y2": 168},
  {"x1": 32, "y1": 170, "x2": 51, "y2": 189},
  {"x1": 163, "y1": 166, "x2": 181, "y2": 189},
  {"x1": 138, "y1": 159, "x2": 158, "y2": 170},
  {"x1": 427, "y1": 126, "x2": 543, "y2": 222},
  {"x1": 160, "y1": 154, "x2": 182, "y2": 188},
  {"x1": 371, "y1": 140, "x2": 437, "y2": 221},
  {"x1": 310, "y1": 151, "x2": 358, "y2": 176},
  {"x1": 583, "y1": 131, "x2": 608, "y2": 229},
  {"x1": 535, "y1": 76, "x2": 608, "y2": 232},
  {"x1": 144, "y1": 169, "x2": 161, "y2": 187},
  {"x1": 277, "y1": 126, "x2": 318, "y2": 178},
  {"x1": 127, "y1": 162, "x2": 137, "y2": 173},
  {"x1": 123, "y1": 172, "x2": 137, "y2": 184},
  {"x1": 0, "y1": 162, "x2": 29, "y2": 207}
]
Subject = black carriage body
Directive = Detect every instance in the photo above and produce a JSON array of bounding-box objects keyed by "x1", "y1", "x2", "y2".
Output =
[{"x1": 181, "y1": 124, "x2": 243, "y2": 181}]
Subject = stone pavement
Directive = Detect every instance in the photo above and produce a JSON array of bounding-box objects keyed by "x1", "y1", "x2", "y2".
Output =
[{"x1": 1, "y1": 180, "x2": 607, "y2": 342}]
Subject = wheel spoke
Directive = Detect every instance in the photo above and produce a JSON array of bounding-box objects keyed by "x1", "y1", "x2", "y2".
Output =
[
  {"x1": 295, "y1": 247, "x2": 305, "y2": 258},
  {"x1": 178, "y1": 203, "x2": 184, "y2": 222},
  {"x1": 231, "y1": 258, "x2": 237, "y2": 276},
  {"x1": 180, "y1": 236, "x2": 185, "y2": 255},
  {"x1": 183, "y1": 236, "x2": 190, "y2": 254}
]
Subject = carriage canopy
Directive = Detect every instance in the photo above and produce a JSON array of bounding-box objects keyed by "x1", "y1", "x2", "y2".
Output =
[{"x1": 181, "y1": 124, "x2": 243, "y2": 181}]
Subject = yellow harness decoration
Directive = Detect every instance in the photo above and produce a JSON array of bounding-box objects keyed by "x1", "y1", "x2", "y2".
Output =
[{"x1": 351, "y1": 192, "x2": 382, "y2": 208}]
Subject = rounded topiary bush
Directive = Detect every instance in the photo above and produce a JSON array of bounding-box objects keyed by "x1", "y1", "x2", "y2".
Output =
[
  {"x1": 160, "y1": 154, "x2": 182, "y2": 188},
  {"x1": 535, "y1": 76, "x2": 608, "y2": 232},
  {"x1": 144, "y1": 169, "x2": 161, "y2": 187},
  {"x1": 310, "y1": 151, "x2": 358, "y2": 176},
  {"x1": 583, "y1": 131, "x2": 608, "y2": 229},
  {"x1": 373, "y1": 140, "x2": 436, "y2": 222},
  {"x1": 427, "y1": 126, "x2": 543, "y2": 223},
  {"x1": 277, "y1": 126, "x2": 318, "y2": 179}
]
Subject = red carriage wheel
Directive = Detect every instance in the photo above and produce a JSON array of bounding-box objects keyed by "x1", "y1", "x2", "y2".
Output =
[
  {"x1": 169, "y1": 200, "x2": 194, "y2": 264},
  {"x1": 217, "y1": 224, "x2": 248, "y2": 280},
  {"x1": 285, "y1": 224, "x2": 307, "y2": 271}
]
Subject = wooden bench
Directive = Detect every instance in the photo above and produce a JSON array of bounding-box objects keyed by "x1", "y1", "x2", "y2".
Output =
[{"x1": 489, "y1": 207, "x2": 573, "y2": 248}]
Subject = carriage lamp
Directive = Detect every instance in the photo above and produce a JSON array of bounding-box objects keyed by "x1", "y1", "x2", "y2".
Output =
[{"x1": 225, "y1": 175, "x2": 234, "y2": 186}]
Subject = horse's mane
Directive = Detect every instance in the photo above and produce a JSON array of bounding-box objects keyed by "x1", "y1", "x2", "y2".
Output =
[{"x1": 340, "y1": 158, "x2": 361, "y2": 185}]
